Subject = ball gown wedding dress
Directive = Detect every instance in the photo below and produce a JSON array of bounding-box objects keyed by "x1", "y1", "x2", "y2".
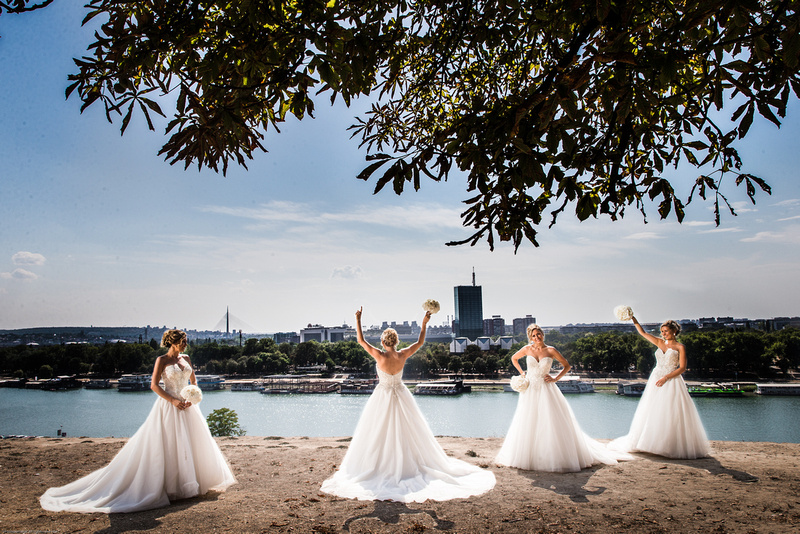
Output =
[
  {"x1": 40, "y1": 363, "x2": 236, "y2": 513},
  {"x1": 609, "y1": 348, "x2": 710, "y2": 459},
  {"x1": 320, "y1": 366, "x2": 496, "y2": 502},
  {"x1": 496, "y1": 356, "x2": 631, "y2": 472}
]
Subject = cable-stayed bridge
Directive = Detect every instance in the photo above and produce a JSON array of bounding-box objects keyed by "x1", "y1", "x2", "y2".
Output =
[{"x1": 213, "y1": 308, "x2": 254, "y2": 333}]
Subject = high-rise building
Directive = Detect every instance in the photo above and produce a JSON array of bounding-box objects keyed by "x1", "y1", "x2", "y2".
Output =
[
  {"x1": 483, "y1": 315, "x2": 506, "y2": 336},
  {"x1": 454, "y1": 269, "x2": 483, "y2": 340},
  {"x1": 513, "y1": 315, "x2": 537, "y2": 336}
]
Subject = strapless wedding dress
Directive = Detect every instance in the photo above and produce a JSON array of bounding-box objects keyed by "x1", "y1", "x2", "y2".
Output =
[
  {"x1": 40, "y1": 362, "x2": 236, "y2": 513},
  {"x1": 496, "y1": 356, "x2": 631, "y2": 472},
  {"x1": 609, "y1": 348, "x2": 709, "y2": 459},
  {"x1": 321, "y1": 366, "x2": 495, "y2": 502}
]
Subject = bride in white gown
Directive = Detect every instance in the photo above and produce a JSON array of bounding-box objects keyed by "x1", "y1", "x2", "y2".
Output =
[
  {"x1": 320, "y1": 307, "x2": 495, "y2": 502},
  {"x1": 496, "y1": 324, "x2": 631, "y2": 472},
  {"x1": 40, "y1": 329, "x2": 236, "y2": 513},
  {"x1": 609, "y1": 317, "x2": 709, "y2": 459}
]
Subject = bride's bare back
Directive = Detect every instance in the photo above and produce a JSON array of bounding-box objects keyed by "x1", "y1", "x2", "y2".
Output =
[{"x1": 354, "y1": 307, "x2": 431, "y2": 376}]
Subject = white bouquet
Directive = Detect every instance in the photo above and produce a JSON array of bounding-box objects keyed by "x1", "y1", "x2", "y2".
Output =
[
  {"x1": 422, "y1": 299, "x2": 441, "y2": 314},
  {"x1": 510, "y1": 375, "x2": 529, "y2": 393},
  {"x1": 614, "y1": 305, "x2": 634, "y2": 321},
  {"x1": 180, "y1": 385, "x2": 203, "y2": 405}
]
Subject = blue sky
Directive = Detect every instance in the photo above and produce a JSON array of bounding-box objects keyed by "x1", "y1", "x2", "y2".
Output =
[{"x1": 1, "y1": 3, "x2": 799, "y2": 333}]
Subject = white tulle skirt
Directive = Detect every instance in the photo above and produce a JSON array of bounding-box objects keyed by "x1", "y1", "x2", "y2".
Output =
[
  {"x1": 40, "y1": 397, "x2": 236, "y2": 513},
  {"x1": 496, "y1": 381, "x2": 631, "y2": 472},
  {"x1": 609, "y1": 374, "x2": 709, "y2": 459},
  {"x1": 320, "y1": 382, "x2": 495, "y2": 502}
]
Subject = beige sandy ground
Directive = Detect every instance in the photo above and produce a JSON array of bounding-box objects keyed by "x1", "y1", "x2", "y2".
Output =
[{"x1": 0, "y1": 436, "x2": 798, "y2": 533}]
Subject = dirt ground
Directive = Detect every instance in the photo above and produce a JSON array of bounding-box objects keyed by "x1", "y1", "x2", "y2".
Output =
[{"x1": 1, "y1": 436, "x2": 798, "y2": 533}]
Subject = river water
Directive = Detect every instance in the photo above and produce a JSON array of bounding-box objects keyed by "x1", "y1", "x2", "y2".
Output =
[{"x1": 1, "y1": 388, "x2": 798, "y2": 443}]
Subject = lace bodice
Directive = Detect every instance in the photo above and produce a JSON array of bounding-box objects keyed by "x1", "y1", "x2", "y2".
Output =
[
  {"x1": 525, "y1": 356, "x2": 553, "y2": 390},
  {"x1": 653, "y1": 348, "x2": 680, "y2": 379},
  {"x1": 162, "y1": 362, "x2": 192, "y2": 397},
  {"x1": 376, "y1": 366, "x2": 404, "y2": 392},
  {"x1": 526, "y1": 356, "x2": 553, "y2": 377}
]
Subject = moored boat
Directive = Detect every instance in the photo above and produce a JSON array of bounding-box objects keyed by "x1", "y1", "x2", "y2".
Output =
[
  {"x1": 230, "y1": 381, "x2": 260, "y2": 391},
  {"x1": 259, "y1": 375, "x2": 337, "y2": 394},
  {"x1": 84, "y1": 378, "x2": 112, "y2": 389},
  {"x1": 756, "y1": 383, "x2": 800, "y2": 396},
  {"x1": 117, "y1": 374, "x2": 151, "y2": 391},
  {"x1": 616, "y1": 382, "x2": 646, "y2": 396},
  {"x1": 413, "y1": 379, "x2": 470, "y2": 396},
  {"x1": 196, "y1": 374, "x2": 226, "y2": 391},
  {"x1": 688, "y1": 383, "x2": 745, "y2": 397},
  {"x1": 556, "y1": 376, "x2": 595, "y2": 394},
  {"x1": 41, "y1": 375, "x2": 83, "y2": 391},
  {"x1": 338, "y1": 378, "x2": 377, "y2": 394}
]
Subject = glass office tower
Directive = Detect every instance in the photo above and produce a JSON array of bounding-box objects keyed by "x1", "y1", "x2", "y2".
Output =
[{"x1": 453, "y1": 283, "x2": 483, "y2": 340}]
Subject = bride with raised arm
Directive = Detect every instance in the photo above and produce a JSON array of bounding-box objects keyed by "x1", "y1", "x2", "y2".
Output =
[
  {"x1": 496, "y1": 324, "x2": 631, "y2": 472},
  {"x1": 609, "y1": 316, "x2": 709, "y2": 459},
  {"x1": 320, "y1": 306, "x2": 495, "y2": 502},
  {"x1": 40, "y1": 329, "x2": 236, "y2": 513}
]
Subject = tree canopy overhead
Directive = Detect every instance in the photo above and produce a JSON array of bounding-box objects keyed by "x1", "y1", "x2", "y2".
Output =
[{"x1": 6, "y1": 0, "x2": 799, "y2": 249}]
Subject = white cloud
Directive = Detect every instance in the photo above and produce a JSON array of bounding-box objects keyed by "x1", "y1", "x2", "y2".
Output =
[
  {"x1": 624, "y1": 232, "x2": 663, "y2": 240},
  {"x1": 683, "y1": 221, "x2": 715, "y2": 227},
  {"x1": 198, "y1": 200, "x2": 465, "y2": 233},
  {"x1": 777, "y1": 215, "x2": 800, "y2": 222},
  {"x1": 697, "y1": 227, "x2": 743, "y2": 234},
  {"x1": 12, "y1": 251, "x2": 46, "y2": 266},
  {"x1": 740, "y1": 226, "x2": 800, "y2": 244},
  {"x1": 773, "y1": 199, "x2": 800, "y2": 207},
  {"x1": 1, "y1": 268, "x2": 39, "y2": 280},
  {"x1": 730, "y1": 201, "x2": 758, "y2": 213},
  {"x1": 331, "y1": 266, "x2": 364, "y2": 279}
]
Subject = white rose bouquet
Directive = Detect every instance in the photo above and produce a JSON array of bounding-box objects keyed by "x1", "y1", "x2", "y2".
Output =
[
  {"x1": 510, "y1": 375, "x2": 529, "y2": 393},
  {"x1": 180, "y1": 385, "x2": 203, "y2": 405},
  {"x1": 422, "y1": 299, "x2": 441, "y2": 314},
  {"x1": 614, "y1": 305, "x2": 634, "y2": 321}
]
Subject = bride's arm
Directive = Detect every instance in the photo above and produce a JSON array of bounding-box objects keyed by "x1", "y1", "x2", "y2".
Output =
[
  {"x1": 510, "y1": 346, "x2": 528, "y2": 376},
  {"x1": 355, "y1": 307, "x2": 383, "y2": 361},
  {"x1": 546, "y1": 348, "x2": 571, "y2": 382},
  {"x1": 401, "y1": 311, "x2": 431, "y2": 356},
  {"x1": 632, "y1": 316, "x2": 663, "y2": 349},
  {"x1": 184, "y1": 355, "x2": 197, "y2": 386}
]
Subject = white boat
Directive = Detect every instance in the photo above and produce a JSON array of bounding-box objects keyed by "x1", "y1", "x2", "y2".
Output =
[
  {"x1": 230, "y1": 382, "x2": 259, "y2": 391},
  {"x1": 616, "y1": 382, "x2": 646, "y2": 396},
  {"x1": 756, "y1": 383, "x2": 800, "y2": 396},
  {"x1": 85, "y1": 378, "x2": 112, "y2": 389},
  {"x1": 556, "y1": 376, "x2": 595, "y2": 394},
  {"x1": 338, "y1": 378, "x2": 377, "y2": 394},
  {"x1": 195, "y1": 375, "x2": 226, "y2": 391},
  {"x1": 117, "y1": 374, "x2": 151, "y2": 391}
]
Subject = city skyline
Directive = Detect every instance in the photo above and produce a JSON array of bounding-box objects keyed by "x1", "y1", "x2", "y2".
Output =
[
  {"x1": 2, "y1": 3, "x2": 800, "y2": 333},
  {"x1": 3, "y1": 310, "x2": 796, "y2": 339}
]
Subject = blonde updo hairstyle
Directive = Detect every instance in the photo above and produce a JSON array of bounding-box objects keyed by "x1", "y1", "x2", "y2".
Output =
[
  {"x1": 381, "y1": 328, "x2": 399, "y2": 348},
  {"x1": 526, "y1": 323, "x2": 544, "y2": 343},
  {"x1": 661, "y1": 320, "x2": 681, "y2": 336},
  {"x1": 161, "y1": 329, "x2": 187, "y2": 348}
]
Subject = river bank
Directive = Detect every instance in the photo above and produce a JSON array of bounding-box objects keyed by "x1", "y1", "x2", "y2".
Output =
[{"x1": 1, "y1": 437, "x2": 798, "y2": 533}]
